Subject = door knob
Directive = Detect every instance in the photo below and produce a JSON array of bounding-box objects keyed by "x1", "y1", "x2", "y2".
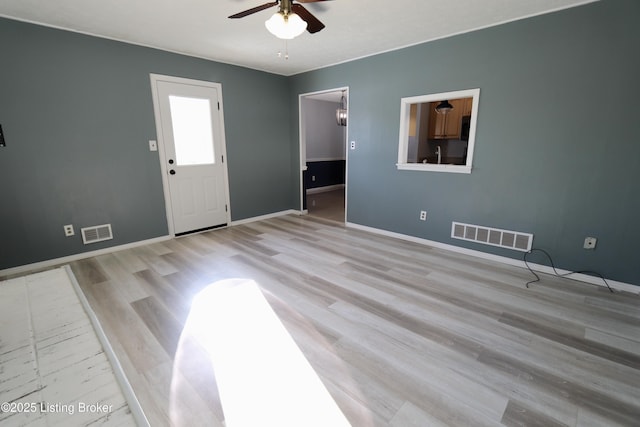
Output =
[{"x1": 169, "y1": 169, "x2": 176, "y2": 175}]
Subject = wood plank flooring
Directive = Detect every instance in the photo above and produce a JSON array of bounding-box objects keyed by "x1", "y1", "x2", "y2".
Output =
[
  {"x1": 307, "y1": 188, "x2": 345, "y2": 222},
  {"x1": 21, "y1": 215, "x2": 640, "y2": 426}
]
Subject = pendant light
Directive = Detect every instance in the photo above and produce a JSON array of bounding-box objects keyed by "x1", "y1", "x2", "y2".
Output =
[
  {"x1": 336, "y1": 91, "x2": 347, "y2": 126},
  {"x1": 435, "y1": 100, "x2": 453, "y2": 114}
]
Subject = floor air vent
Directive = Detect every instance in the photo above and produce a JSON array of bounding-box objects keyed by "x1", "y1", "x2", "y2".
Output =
[
  {"x1": 451, "y1": 222, "x2": 533, "y2": 252},
  {"x1": 81, "y1": 224, "x2": 113, "y2": 245}
]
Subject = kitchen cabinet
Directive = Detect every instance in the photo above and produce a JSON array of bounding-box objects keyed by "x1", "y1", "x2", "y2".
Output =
[
  {"x1": 428, "y1": 99, "x2": 462, "y2": 139},
  {"x1": 462, "y1": 97, "x2": 473, "y2": 116},
  {"x1": 427, "y1": 97, "x2": 473, "y2": 139}
]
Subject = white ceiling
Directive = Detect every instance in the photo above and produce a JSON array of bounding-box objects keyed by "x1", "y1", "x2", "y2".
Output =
[{"x1": 0, "y1": 0, "x2": 596, "y2": 76}]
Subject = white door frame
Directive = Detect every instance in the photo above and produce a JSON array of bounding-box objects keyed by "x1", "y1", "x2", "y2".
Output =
[
  {"x1": 150, "y1": 73, "x2": 232, "y2": 236},
  {"x1": 298, "y1": 87, "x2": 349, "y2": 221}
]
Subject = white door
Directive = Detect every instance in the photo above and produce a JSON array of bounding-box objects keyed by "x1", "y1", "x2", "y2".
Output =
[{"x1": 151, "y1": 75, "x2": 230, "y2": 235}]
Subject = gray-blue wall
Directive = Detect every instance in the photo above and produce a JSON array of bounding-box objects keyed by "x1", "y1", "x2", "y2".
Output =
[
  {"x1": 2, "y1": 0, "x2": 639, "y2": 287},
  {"x1": 290, "y1": 0, "x2": 640, "y2": 286},
  {"x1": 0, "y1": 17, "x2": 291, "y2": 270}
]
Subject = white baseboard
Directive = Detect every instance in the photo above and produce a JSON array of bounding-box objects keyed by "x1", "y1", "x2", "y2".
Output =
[
  {"x1": 0, "y1": 235, "x2": 172, "y2": 277},
  {"x1": 346, "y1": 222, "x2": 639, "y2": 295},
  {"x1": 306, "y1": 184, "x2": 345, "y2": 195},
  {"x1": 230, "y1": 209, "x2": 302, "y2": 226},
  {"x1": 1, "y1": 210, "x2": 305, "y2": 277}
]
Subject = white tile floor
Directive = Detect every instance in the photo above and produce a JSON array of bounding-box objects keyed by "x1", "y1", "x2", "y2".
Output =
[{"x1": 0, "y1": 267, "x2": 139, "y2": 426}]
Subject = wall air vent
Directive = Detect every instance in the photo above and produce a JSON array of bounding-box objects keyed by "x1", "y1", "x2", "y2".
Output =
[
  {"x1": 451, "y1": 222, "x2": 533, "y2": 252},
  {"x1": 81, "y1": 224, "x2": 113, "y2": 245}
]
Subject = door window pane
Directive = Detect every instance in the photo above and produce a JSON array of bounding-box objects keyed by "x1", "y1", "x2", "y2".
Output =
[{"x1": 169, "y1": 95, "x2": 215, "y2": 165}]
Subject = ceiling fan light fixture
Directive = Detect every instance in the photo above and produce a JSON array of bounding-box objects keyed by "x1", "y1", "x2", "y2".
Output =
[{"x1": 265, "y1": 12, "x2": 307, "y2": 40}]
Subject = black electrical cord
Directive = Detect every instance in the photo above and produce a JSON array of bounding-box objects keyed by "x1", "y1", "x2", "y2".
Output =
[{"x1": 523, "y1": 248, "x2": 614, "y2": 293}]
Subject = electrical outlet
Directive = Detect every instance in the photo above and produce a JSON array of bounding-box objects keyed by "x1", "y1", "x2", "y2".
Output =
[
  {"x1": 149, "y1": 140, "x2": 157, "y2": 151},
  {"x1": 311, "y1": 175, "x2": 316, "y2": 182},
  {"x1": 350, "y1": 141, "x2": 356, "y2": 150},
  {"x1": 583, "y1": 237, "x2": 597, "y2": 249},
  {"x1": 419, "y1": 210, "x2": 427, "y2": 221},
  {"x1": 64, "y1": 224, "x2": 75, "y2": 237}
]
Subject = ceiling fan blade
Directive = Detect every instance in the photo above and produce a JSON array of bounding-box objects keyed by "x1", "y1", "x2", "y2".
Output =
[
  {"x1": 291, "y1": 3, "x2": 325, "y2": 33},
  {"x1": 228, "y1": 1, "x2": 279, "y2": 19}
]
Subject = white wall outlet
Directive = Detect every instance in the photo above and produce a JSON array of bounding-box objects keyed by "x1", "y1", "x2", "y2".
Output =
[
  {"x1": 583, "y1": 237, "x2": 597, "y2": 249},
  {"x1": 350, "y1": 141, "x2": 356, "y2": 150},
  {"x1": 419, "y1": 210, "x2": 427, "y2": 221},
  {"x1": 64, "y1": 224, "x2": 75, "y2": 237},
  {"x1": 149, "y1": 140, "x2": 157, "y2": 151}
]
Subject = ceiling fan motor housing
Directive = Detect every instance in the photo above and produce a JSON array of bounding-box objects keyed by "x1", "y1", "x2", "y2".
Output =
[{"x1": 229, "y1": 0, "x2": 328, "y2": 36}]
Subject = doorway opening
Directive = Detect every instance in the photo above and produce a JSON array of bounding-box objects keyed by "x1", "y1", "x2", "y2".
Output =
[{"x1": 299, "y1": 88, "x2": 348, "y2": 223}]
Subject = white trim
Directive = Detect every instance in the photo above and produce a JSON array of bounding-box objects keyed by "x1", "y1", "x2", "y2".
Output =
[
  {"x1": 63, "y1": 266, "x2": 150, "y2": 427},
  {"x1": 1, "y1": 1, "x2": 599, "y2": 77},
  {"x1": 230, "y1": 209, "x2": 301, "y2": 226},
  {"x1": 149, "y1": 74, "x2": 232, "y2": 237},
  {"x1": 0, "y1": 14, "x2": 285, "y2": 76},
  {"x1": 299, "y1": 87, "x2": 349, "y2": 223},
  {"x1": 216, "y1": 84, "x2": 232, "y2": 227},
  {"x1": 288, "y1": 1, "x2": 599, "y2": 76},
  {"x1": 396, "y1": 163, "x2": 472, "y2": 174},
  {"x1": 0, "y1": 235, "x2": 171, "y2": 277},
  {"x1": 1, "y1": 209, "x2": 300, "y2": 276},
  {"x1": 397, "y1": 88, "x2": 480, "y2": 174},
  {"x1": 306, "y1": 184, "x2": 345, "y2": 195},
  {"x1": 345, "y1": 222, "x2": 639, "y2": 295}
]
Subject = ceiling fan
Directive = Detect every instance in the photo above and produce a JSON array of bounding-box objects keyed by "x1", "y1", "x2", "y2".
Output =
[{"x1": 229, "y1": 0, "x2": 332, "y2": 39}]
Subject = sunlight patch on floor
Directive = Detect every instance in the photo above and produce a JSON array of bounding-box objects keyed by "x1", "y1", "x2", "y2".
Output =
[{"x1": 174, "y1": 278, "x2": 351, "y2": 427}]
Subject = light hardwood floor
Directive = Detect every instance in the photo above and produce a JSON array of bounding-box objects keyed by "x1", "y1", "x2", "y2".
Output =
[
  {"x1": 20, "y1": 215, "x2": 640, "y2": 426},
  {"x1": 307, "y1": 189, "x2": 345, "y2": 222}
]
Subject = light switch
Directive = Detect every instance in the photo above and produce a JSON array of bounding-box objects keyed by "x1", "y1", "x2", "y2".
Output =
[{"x1": 149, "y1": 140, "x2": 157, "y2": 151}]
